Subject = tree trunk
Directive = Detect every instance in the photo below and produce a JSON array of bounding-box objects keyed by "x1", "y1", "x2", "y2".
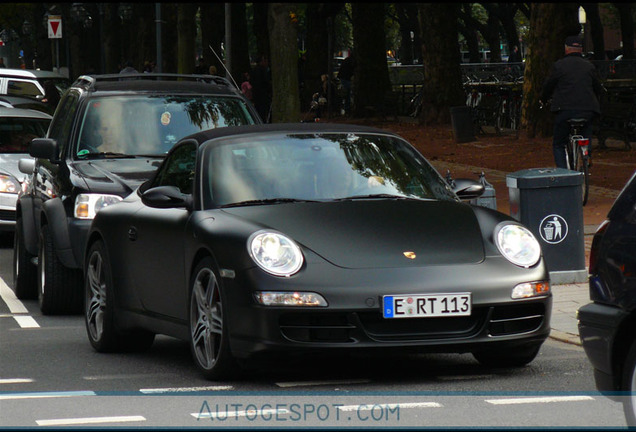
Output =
[
  {"x1": 583, "y1": 3, "x2": 605, "y2": 60},
  {"x1": 521, "y1": 3, "x2": 579, "y2": 139},
  {"x1": 351, "y1": 3, "x2": 391, "y2": 117},
  {"x1": 253, "y1": 3, "x2": 270, "y2": 62},
  {"x1": 395, "y1": 3, "x2": 421, "y2": 65},
  {"x1": 417, "y1": 3, "x2": 465, "y2": 124},
  {"x1": 230, "y1": 3, "x2": 251, "y2": 82},
  {"x1": 200, "y1": 3, "x2": 225, "y2": 75},
  {"x1": 615, "y1": 3, "x2": 635, "y2": 59},
  {"x1": 268, "y1": 3, "x2": 300, "y2": 123},
  {"x1": 498, "y1": 4, "x2": 521, "y2": 57},
  {"x1": 177, "y1": 4, "x2": 196, "y2": 75},
  {"x1": 103, "y1": 3, "x2": 121, "y2": 73}
]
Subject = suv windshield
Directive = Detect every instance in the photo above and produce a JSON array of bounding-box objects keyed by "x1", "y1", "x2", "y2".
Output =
[{"x1": 76, "y1": 95, "x2": 255, "y2": 158}]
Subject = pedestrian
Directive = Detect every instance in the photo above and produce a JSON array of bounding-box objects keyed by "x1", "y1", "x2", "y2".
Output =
[
  {"x1": 508, "y1": 45, "x2": 521, "y2": 63},
  {"x1": 194, "y1": 58, "x2": 207, "y2": 74},
  {"x1": 338, "y1": 53, "x2": 355, "y2": 115},
  {"x1": 540, "y1": 35, "x2": 603, "y2": 169},
  {"x1": 250, "y1": 54, "x2": 272, "y2": 123},
  {"x1": 241, "y1": 72, "x2": 253, "y2": 101},
  {"x1": 0, "y1": 57, "x2": 6, "y2": 68},
  {"x1": 119, "y1": 60, "x2": 138, "y2": 74}
]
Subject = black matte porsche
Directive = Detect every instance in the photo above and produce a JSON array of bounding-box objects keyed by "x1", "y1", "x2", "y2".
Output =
[{"x1": 84, "y1": 123, "x2": 552, "y2": 379}]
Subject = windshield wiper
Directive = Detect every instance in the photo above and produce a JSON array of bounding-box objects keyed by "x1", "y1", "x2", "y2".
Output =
[
  {"x1": 221, "y1": 198, "x2": 320, "y2": 208},
  {"x1": 333, "y1": 194, "x2": 423, "y2": 201},
  {"x1": 79, "y1": 152, "x2": 136, "y2": 159}
]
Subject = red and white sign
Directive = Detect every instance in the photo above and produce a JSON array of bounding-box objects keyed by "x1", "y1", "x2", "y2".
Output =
[{"x1": 48, "y1": 15, "x2": 62, "y2": 39}]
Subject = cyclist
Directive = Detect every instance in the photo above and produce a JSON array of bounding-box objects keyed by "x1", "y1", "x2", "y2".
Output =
[{"x1": 540, "y1": 35, "x2": 604, "y2": 169}]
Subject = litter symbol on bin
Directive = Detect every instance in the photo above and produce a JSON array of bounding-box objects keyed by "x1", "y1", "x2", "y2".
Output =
[{"x1": 539, "y1": 214, "x2": 568, "y2": 244}]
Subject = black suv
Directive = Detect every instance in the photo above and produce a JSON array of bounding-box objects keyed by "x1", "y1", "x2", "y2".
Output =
[{"x1": 13, "y1": 73, "x2": 261, "y2": 314}]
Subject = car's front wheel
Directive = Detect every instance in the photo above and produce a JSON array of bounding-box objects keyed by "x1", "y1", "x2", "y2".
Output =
[
  {"x1": 472, "y1": 343, "x2": 542, "y2": 367},
  {"x1": 38, "y1": 224, "x2": 83, "y2": 315},
  {"x1": 189, "y1": 257, "x2": 237, "y2": 380},
  {"x1": 85, "y1": 240, "x2": 154, "y2": 352},
  {"x1": 622, "y1": 340, "x2": 636, "y2": 426},
  {"x1": 13, "y1": 216, "x2": 37, "y2": 299}
]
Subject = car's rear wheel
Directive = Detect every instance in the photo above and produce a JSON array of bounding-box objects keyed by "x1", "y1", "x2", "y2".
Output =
[
  {"x1": 38, "y1": 224, "x2": 83, "y2": 315},
  {"x1": 472, "y1": 343, "x2": 542, "y2": 367},
  {"x1": 85, "y1": 240, "x2": 154, "y2": 352},
  {"x1": 13, "y1": 217, "x2": 37, "y2": 299},
  {"x1": 622, "y1": 340, "x2": 636, "y2": 426},
  {"x1": 189, "y1": 257, "x2": 237, "y2": 380}
]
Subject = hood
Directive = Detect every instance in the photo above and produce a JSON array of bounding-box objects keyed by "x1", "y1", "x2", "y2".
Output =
[
  {"x1": 222, "y1": 200, "x2": 485, "y2": 269},
  {"x1": 0, "y1": 153, "x2": 29, "y2": 180},
  {"x1": 69, "y1": 158, "x2": 162, "y2": 196}
]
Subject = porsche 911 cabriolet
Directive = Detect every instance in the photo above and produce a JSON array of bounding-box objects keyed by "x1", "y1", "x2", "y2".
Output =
[{"x1": 83, "y1": 123, "x2": 552, "y2": 380}]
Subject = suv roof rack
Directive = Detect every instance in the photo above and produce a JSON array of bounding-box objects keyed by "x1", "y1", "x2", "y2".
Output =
[{"x1": 72, "y1": 73, "x2": 234, "y2": 91}]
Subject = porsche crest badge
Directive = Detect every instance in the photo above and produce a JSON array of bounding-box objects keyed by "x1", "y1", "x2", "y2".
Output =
[{"x1": 403, "y1": 251, "x2": 416, "y2": 260}]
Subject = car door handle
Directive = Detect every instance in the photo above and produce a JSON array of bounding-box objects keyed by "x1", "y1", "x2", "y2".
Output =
[{"x1": 128, "y1": 226, "x2": 137, "y2": 241}]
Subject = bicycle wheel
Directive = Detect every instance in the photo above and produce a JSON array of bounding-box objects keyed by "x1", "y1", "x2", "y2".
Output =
[{"x1": 576, "y1": 146, "x2": 590, "y2": 206}]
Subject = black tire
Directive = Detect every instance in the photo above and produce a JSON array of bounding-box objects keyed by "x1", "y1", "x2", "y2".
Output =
[
  {"x1": 38, "y1": 224, "x2": 83, "y2": 315},
  {"x1": 472, "y1": 343, "x2": 542, "y2": 367},
  {"x1": 189, "y1": 257, "x2": 238, "y2": 380},
  {"x1": 623, "y1": 340, "x2": 636, "y2": 427},
  {"x1": 85, "y1": 240, "x2": 155, "y2": 352},
  {"x1": 576, "y1": 146, "x2": 590, "y2": 206},
  {"x1": 13, "y1": 217, "x2": 37, "y2": 299}
]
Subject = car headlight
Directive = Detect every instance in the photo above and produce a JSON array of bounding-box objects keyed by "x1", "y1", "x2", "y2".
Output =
[
  {"x1": 0, "y1": 174, "x2": 19, "y2": 194},
  {"x1": 495, "y1": 223, "x2": 541, "y2": 268},
  {"x1": 74, "y1": 193, "x2": 123, "y2": 219},
  {"x1": 248, "y1": 231, "x2": 304, "y2": 277}
]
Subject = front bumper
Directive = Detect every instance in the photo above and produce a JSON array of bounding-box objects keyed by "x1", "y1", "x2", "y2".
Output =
[
  {"x1": 0, "y1": 192, "x2": 18, "y2": 231},
  {"x1": 578, "y1": 302, "x2": 630, "y2": 393},
  {"x1": 222, "y1": 258, "x2": 552, "y2": 359}
]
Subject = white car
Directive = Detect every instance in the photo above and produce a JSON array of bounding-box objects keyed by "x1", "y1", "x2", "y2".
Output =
[{"x1": 0, "y1": 107, "x2": 51, "y2": 231}]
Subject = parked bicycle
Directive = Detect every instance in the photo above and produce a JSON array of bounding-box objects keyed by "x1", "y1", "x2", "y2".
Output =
[{"x1": 565, "y1": 118, "x2": 591, "y2": 206}]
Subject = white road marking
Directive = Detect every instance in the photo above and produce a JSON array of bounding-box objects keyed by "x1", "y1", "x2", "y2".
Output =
[
  {"x1": 0, "y1": 378, "x2": 34, "y2": 384},
  {"x1": 338, "y1": 402, "x2": 442, "y2": 411},
  {"x1": 13, "y1": 315, "x2": 39, "y2": 328},
  {"x1": 275, "y1": 379, "x2": 371, "y2": 388},
  {"x1": 140, "y1": 385, "x2": 233, "y2": 394},
  {"x1": 485, "y1": 395, "x2": 595, "y2": 405},
  {"x1": 0, "y1": 390, "x2": 95, "y2": 400},
  {"x1": 36, "y1": 415, "x2": 146, "y2": 426},
  {"x1": 193, "y1": 408, "x2": 289, "y2": 420},
  {"x1": 0, "y1": 276, "x2": 40, "y2": 328}
]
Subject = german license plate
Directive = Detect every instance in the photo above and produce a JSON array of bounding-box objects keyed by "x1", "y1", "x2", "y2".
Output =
[{"x1": 383, "y1": 293, "x2": 471, "y2": 318}]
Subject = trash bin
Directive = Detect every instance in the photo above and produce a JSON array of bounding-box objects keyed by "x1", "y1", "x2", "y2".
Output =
[
  {"x1": 450, "y1": 106, "x2": 475, "y2": 143},
  {"x1": 506, "y1": 167, "x2": 586, "y2": 284}
]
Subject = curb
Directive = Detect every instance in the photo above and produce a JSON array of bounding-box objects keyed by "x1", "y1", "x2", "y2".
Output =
[{"x1": 549, "y1": 330, "x2": 582, "y2": 347}]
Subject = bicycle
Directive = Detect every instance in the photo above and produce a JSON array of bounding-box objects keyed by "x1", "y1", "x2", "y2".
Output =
[{"x1": 565, "y1": 118, "x2": 591, "y2": 206}]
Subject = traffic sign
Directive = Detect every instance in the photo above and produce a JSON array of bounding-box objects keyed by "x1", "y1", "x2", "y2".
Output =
[{"x1": 48, "y1": 15, "x2": 62, "y2": 39}]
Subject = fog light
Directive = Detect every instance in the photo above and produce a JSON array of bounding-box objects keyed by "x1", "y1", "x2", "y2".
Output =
[
  {"x1": 512, "y1": 281, "x2": 550, "y2": 299},
  {"x1": 254, "y1": 291, "x2": 328, "y2": 307}
]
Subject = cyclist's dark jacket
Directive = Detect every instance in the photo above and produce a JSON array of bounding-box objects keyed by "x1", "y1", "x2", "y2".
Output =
[{"x1": 540, "y1": 52, "x2": 603, "y2": 114}]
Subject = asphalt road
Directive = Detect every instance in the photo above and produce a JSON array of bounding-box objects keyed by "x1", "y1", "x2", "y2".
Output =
[{"x1": 0, "y1": 234, "x2": 628, "y2": 429}]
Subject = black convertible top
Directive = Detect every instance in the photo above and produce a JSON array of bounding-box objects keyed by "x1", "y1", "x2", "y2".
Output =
[{"x1": 186, "y1": 122, "x2": 402, "y2": 147}]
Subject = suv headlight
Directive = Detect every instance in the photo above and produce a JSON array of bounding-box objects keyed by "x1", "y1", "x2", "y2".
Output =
[
  {"x1": 74, "y1": 194, "x2": 123, "y2": 219},
  {"x1": 0, "y1": 174, "x2": 19, "y2": 194},
  {"x1": 495, "y1": 223, "x2": 541, "y2": 268},
  {"x1": 248, "y1": 231, "x2": 304, "y2": 277}
]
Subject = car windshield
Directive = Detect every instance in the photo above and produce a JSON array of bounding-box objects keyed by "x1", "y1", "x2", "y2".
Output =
[
  {"x1": 0, "y1": 117, "x2": 50, "y2": 153},
  {"x1": 202, "y1": 132, "x2": 458, "y2": 208},
  {"x1": 75, "y1": 95, "x2": 255, "y2": 159}
]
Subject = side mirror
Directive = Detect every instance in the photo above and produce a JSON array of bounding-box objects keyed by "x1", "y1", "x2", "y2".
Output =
[
  {"x1": 18, "y1": 158, "x2": 35, "y2": 175},
  {"x1": 453, "y1": 178, "x2": 485, "y2": 200},
  {"x1": 29, "y1": 138, "x2": 59, "y2": 162},
  {"x1": 141, "y1": 185, "x2": 192, "y2": 209}
]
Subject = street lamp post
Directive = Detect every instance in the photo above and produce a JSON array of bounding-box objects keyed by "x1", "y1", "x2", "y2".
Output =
[{"x1": 578, "y1": 6, "x2": 587, "y2": 53}]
